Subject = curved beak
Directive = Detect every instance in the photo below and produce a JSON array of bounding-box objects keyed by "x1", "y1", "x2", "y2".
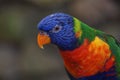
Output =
[{"x1": 37, "y1": 33, "x2": 51, "y2": 49}]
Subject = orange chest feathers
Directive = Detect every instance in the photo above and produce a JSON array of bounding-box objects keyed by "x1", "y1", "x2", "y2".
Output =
[{"x1": 60, "y1": 37, "x2": 115, "y2": 78}]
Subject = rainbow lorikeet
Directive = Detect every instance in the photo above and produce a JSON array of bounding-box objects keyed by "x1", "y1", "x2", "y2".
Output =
[{"x1": 37, "y1": 13, "x2": 120, "y2": 80}]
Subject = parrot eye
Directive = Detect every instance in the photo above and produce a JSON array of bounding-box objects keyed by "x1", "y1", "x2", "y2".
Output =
[{"x1": 52, "y1": 25, "x2": 62, "y2": 33}]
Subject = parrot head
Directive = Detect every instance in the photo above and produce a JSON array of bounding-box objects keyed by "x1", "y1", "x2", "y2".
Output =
[{"x1": 37, "y1": 13, "x2": 82, "y2": 50}]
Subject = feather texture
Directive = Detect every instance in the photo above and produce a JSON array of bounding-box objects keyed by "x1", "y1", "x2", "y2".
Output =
[
  {"x1": 37, "y1": 13, "x2": 120, "y2": 80},
  {"x1": 60, "y1": 37, "x2": 115, "y2": 79}
]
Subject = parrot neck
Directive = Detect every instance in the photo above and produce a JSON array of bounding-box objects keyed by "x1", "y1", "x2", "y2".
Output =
[
  {"x1": 73, "y1": 17, "x2": 97, "y2": 46},
  {"x1": 58, "y1": 18, "x2": 95, "y2": 51},
  {"x1": 58, "y1": 17, "x2": 105, "y2": 51},
  {"x1": 58, "y1": 37, "x2": 79, "y2": 51}
]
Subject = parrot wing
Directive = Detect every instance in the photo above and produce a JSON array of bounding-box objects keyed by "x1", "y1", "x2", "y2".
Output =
[
  {"x1": 105, "y1": 35, "x2": 120, "y2": 79},
  {"x1": 95, "y1": 29, "x2": 120, "y2": 79}
]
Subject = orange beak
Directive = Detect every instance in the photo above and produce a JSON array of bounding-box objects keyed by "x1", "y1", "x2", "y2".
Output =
[{"x1": 37, "y1": 33, "x2": 51, "y2": 49}]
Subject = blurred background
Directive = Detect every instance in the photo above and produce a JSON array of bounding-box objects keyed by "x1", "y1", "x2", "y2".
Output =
[{"x1": 0, "y1": 0, "x2": 120, "y2": 80}]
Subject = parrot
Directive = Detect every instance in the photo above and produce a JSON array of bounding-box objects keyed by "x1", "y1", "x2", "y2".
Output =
[{"x1": 37, "y1": 13, "x2": 120, "y2": 80}]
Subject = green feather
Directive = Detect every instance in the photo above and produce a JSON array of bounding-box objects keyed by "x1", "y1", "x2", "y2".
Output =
[
  {"x1": 106, "y1": 35, "x2": 120, "y2": 79},
  {"x1": 73, "y1": 17, "x2": 104, "y2": 44},
  {"x1": 73, "y1": 17, "x2": 81, "y2": 33},
  {"x1": 73, "y1": 17, "x2": 120, "y2": 78}
]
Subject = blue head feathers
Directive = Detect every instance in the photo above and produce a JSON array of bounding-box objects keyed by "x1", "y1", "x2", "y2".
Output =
[{"x1": 37, "y1": 13, "x2": 78, "y2": 50}]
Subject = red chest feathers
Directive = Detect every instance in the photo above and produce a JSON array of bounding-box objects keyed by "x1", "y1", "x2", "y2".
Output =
[{"x1": 60, "y1": 37, "x2": 115, "y2": 78}]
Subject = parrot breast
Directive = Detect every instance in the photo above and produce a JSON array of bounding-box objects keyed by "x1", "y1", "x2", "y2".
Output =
[{"x1": 60, "y1": 36, "x2": 115, "y2": 78}]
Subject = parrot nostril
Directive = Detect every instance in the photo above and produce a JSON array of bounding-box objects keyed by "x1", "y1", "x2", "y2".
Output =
[{"x1": 39, "y1": 30, "x2": 47, "y2": 35}]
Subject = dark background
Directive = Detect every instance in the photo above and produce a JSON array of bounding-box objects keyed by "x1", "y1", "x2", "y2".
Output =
[{"x1": 0, "y1": 0, "x2": 120, "y2": 80}]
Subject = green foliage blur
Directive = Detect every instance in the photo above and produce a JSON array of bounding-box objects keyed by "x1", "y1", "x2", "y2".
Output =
[{"x1": 0, "y1": 0, "x2": 120, "y2": 80}]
